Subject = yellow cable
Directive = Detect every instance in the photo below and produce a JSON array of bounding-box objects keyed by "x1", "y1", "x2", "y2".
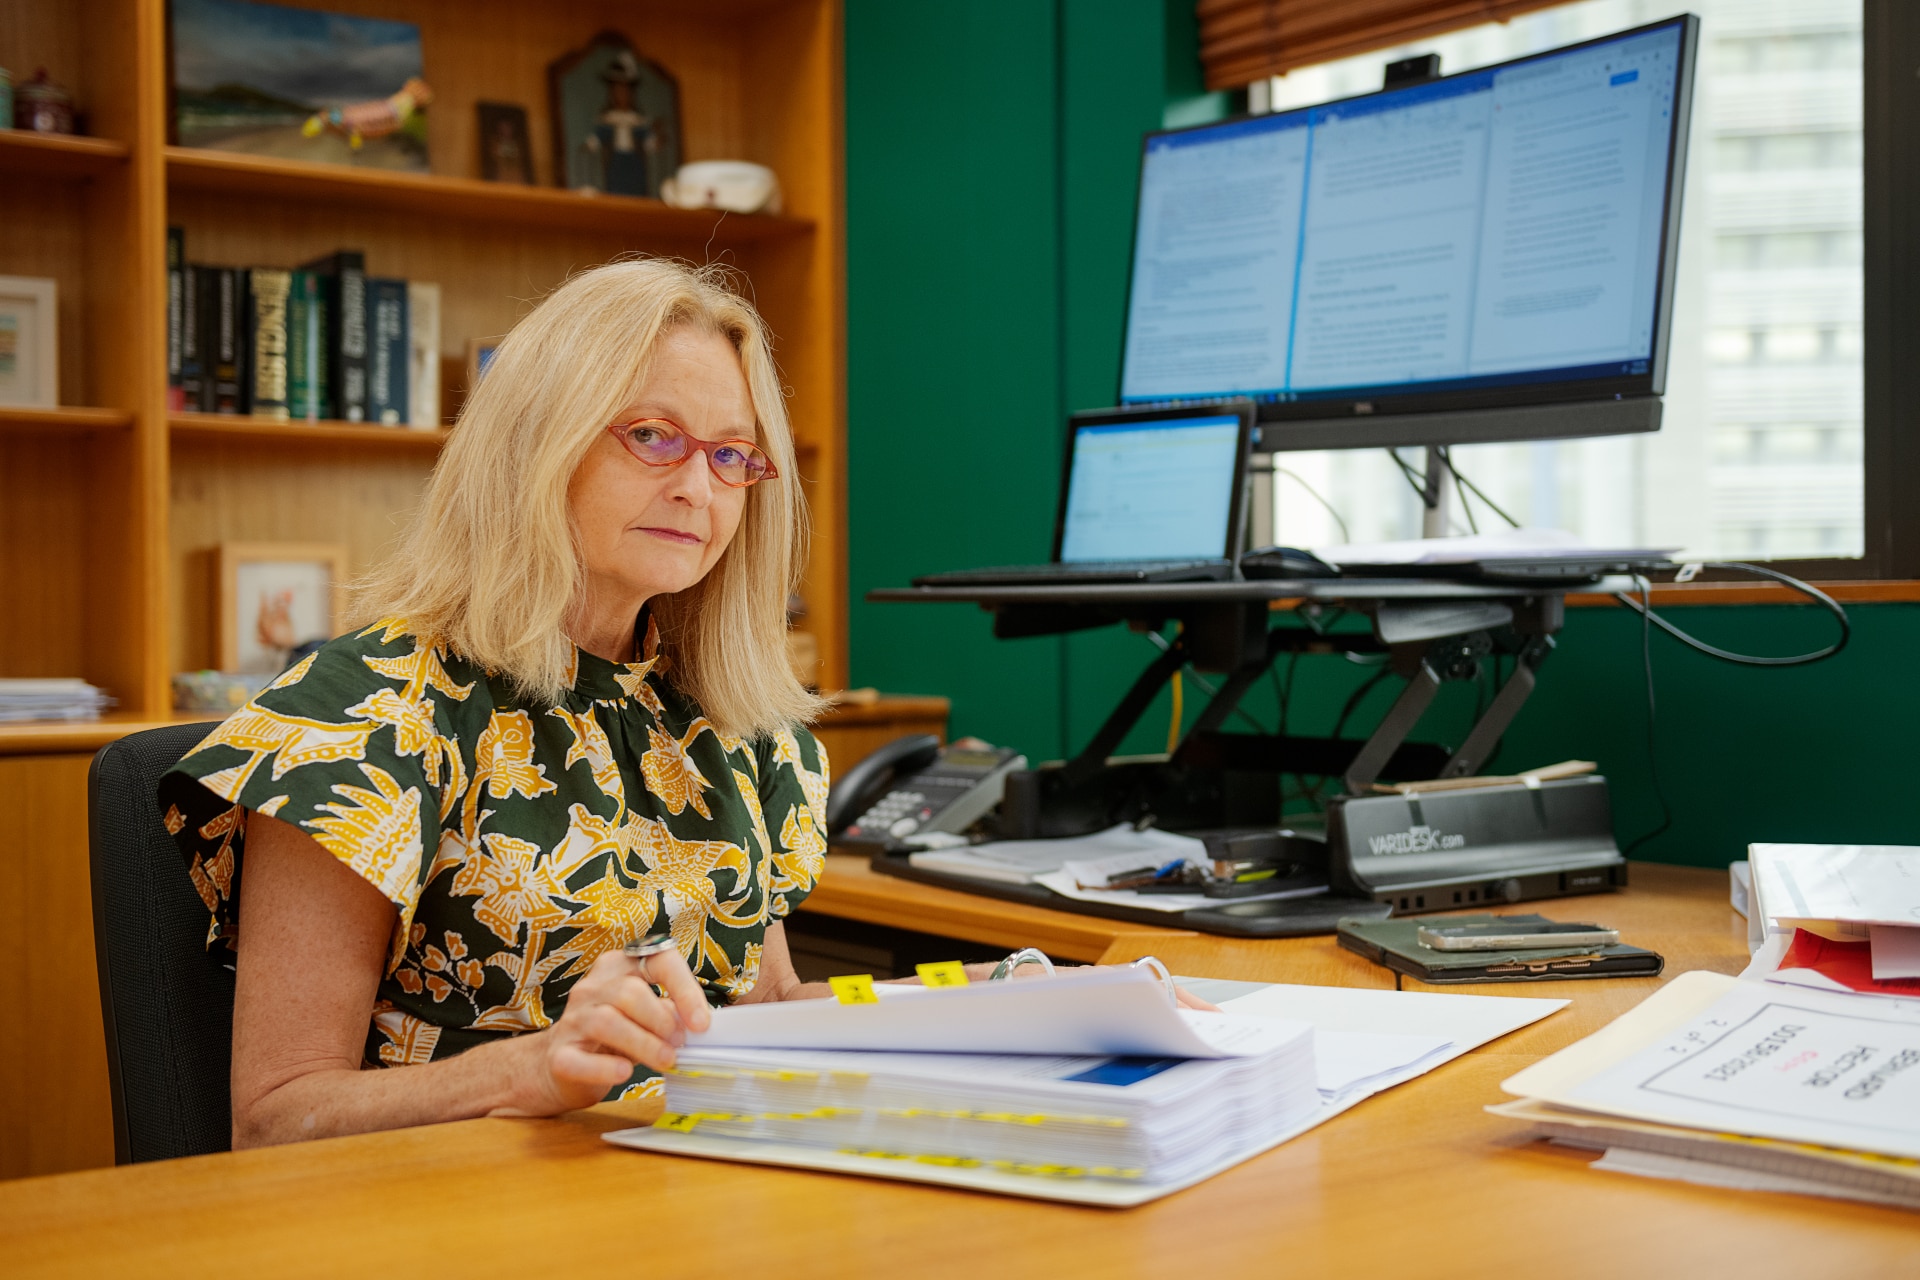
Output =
[{"x1": 1167, "y1": 670, "x2": 1183, "y2": 754}]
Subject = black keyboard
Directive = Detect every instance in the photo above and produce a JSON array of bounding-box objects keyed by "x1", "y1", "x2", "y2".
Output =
[{"x1": 913, "y1": 559, "x2": 1233, "y2": 587}]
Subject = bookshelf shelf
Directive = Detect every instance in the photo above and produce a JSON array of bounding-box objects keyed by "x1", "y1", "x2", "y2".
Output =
[
  {"x1": 165, "y1": 147, "x2": 816, "y2": 243},
  {"x1": 0, "y1": 405, "x2": 135, "y2": 433},
  {"x1": 169, "y1": 413, "x2": 453, "y2": 449},
  {"x1": 0, "y1": 128, "x2": 129, "y2": 179}
]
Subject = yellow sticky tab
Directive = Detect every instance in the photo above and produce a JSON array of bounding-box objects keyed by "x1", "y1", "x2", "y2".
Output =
[
  {"x1": 655, "y1": 1112, "x2": 701, "y2": 1133},
  {"x1": 915, "y1": 961, "x2": 971, "y2": 988},
  {"x1": 829, "y1": 973, "x2": 880, "y2": 1005}
]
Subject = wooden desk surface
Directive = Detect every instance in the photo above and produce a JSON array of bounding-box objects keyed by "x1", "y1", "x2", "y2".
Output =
[{"x1": 3, "y1": 864, "x2": 1916, "y2": 1277}]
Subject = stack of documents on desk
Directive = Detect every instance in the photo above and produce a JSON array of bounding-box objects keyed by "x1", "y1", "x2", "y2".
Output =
[
  {"x1": 608, "y1": 968, "x2": 1566, "y2": 1204},
  {"x1": 1746, "y1": 843, "x2": 1920, "y2": 998},
  {"x1": 1492, "y1": 971, "x2": 1920, "y2": 1210},
  {"x1": 912, "y1": 825, "x2": 1318, "y2": 912},
  {"x1": 0, "y1": 678, "x2": 112, "y2": 723}
]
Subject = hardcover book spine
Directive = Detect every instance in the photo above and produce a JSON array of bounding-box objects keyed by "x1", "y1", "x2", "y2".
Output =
[
  {"x1": 297, "y1": 249, "x2": 368, "y2": 422},
  {"x1": 246, "y1": 267, "x2": 292, "y2": 421},
  {"x1": 287, "y1": 270, "x2": 328, "y2": 421},
  {"x1": 366, "y1": 277, "x2": 409, "y2": 426},
  {"x1": 166, "y1": 227, "x2": 185, "y2": 413},
  {"x1": 406, "y1": 280, "x2": 441, "y2": 429},
  {"x1": 188, "y1": 265, "x2": 214, "y2": 412},
  {"x1": 210, "y1": 267, "x2": 246, "y2": 414},
  {"x1": 338, "y1": 254, "x2": 368, "y2": 422}
]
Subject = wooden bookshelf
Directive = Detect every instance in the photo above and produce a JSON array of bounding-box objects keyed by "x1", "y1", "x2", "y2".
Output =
[
  {"x1": 0, "y1": 128, "x2": 129, "y2": 180},
  {"x1": 167, "y1": 147, "x2": 815, "y2": 242},
  {"x1": 0, "y1": 406, "x2": 134, "y2": 433},
  {"x1": 170, "y1": 413, "x2": 453, "y2": 449}
]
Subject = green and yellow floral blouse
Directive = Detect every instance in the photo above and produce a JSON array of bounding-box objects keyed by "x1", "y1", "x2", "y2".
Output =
[{"x1": 158, "y1": 616, "x2": 829, "y2": 1083}]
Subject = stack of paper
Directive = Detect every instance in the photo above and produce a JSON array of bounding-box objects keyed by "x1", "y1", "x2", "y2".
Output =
[
  {"x1": 0, "y1": 678, "x2": 112, "y2": 723},
  {"x1": 608, "y1": 968, "x2": 1567, "y2": 1204},
  {"x1": 1493, "y1": 971, "x2": 1920, "y2": 1209},
  {"x1": 1747, "y1": 843, "x2": 1920, "y2": 996}
]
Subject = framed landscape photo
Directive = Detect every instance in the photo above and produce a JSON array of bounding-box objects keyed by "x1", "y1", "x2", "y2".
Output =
[
  {"x1": 170, "y1": 0, "x2": 431, "y2": 173},
  {"x1": 0, "y1": 276, "x2": 58, "y2": 408},
  {"x1": 216, "y1": 542, "x2": 347, "y2": 674}
]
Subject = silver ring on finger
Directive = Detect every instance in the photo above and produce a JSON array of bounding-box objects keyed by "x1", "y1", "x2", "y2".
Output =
[{"x1": 624, "y1": 931, "x2": 676, "y2": 979}]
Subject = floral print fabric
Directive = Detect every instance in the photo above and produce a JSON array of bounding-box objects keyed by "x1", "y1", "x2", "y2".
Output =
[{"x1": 159, "y1": 617, "x2": 829, "y2": 1075}]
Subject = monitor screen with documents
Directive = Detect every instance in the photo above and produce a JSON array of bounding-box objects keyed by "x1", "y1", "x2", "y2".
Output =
[
  {"x1": 1054, "y1": 409, "x2": 1246, "y2": 562},
  {"x1": 1119, "y1": 17, "x2": 1694, "y2": 436}
]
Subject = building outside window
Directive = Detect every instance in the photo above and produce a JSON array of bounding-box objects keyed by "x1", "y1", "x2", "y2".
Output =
[{"x1": 1246, "y1": 0, "x2": 1862, "y2": 563}]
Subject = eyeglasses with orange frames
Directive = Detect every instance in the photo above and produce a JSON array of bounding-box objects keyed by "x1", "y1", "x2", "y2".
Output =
[{"x1": 605, "y1": 417, "x2": 779, "y2": 488}]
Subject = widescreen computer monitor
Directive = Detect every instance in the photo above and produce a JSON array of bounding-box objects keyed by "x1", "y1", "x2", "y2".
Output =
[
  {"x1": 1053, "y1": 406, "x2": 1251, "y2": 563},
  {"x1": 1119, "y1": 15, "x2": 1698, "y2": 451}
]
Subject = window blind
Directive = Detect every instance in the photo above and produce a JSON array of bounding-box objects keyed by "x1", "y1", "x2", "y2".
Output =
[{"x1": 1197, "y1": 0, "x2": 1572, "y2": 89}]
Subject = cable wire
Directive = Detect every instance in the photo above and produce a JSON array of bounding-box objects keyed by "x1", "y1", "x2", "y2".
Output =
[
  {"x1": 1271, "y1": 465, "x2": 1352, "y2": 542},
  {"x1": 1611, "y1": 562, "x2": 1850, "y2": 666},
  {"x1": 1622, "y1": 574, "x2": 1674, "y2": 856}
]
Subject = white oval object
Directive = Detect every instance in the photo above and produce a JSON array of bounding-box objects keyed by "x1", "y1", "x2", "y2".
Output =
[{"x1": 661, "y1": 161, "x2": 783, "y2": 214}]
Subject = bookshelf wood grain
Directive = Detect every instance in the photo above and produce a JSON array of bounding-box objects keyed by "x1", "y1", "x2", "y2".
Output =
[
  {"x1": 0, "y1": 129, "x2": 129, "y2": 180},
  {"x1": 0, "y1": 406, "x2": 134, "y2": 433},
  {"x1": 165, "y1": 146, "x2": 816, "y2": 243},
  {"x1": 170, "y1": 413, "x2": 452, "y2": 449}
]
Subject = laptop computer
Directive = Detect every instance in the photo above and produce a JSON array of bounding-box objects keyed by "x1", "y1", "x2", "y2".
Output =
[{"x1": 913, "y1": 402, "x2": 1256, "y2": 588}]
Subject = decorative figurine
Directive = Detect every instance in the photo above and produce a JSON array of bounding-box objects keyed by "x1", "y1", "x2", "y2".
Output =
[
  {"x1": 548, "y1": 31, "x2": 680, "y2": 198},
  {"x1": 302, "y1": 77, "x2": 433, "y2": 151},
  {"x1": 17, "y1": 67, "x2": 76, "y2": 135}
]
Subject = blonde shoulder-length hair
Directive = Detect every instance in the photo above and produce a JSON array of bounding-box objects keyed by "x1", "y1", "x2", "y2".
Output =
[{"x1": 353, "y1": 257, "x2": 824, "y2": 739}]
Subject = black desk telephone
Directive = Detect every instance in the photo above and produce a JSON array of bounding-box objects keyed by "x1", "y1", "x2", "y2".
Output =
[{"x1": 825, "y1": 735, "x2": 1026, "y2": 846}]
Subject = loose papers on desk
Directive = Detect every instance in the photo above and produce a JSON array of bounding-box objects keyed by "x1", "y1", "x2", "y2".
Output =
[
  {"x1": 609, "y1": 972, "x2": 1565, "y2": 1205},
  {"x1": 911, "y1": 824, "x2": 1316, "y2": 912},
  {"x1": 1494, "y1": 970, "x2": 1920, "y2": 1208},
  {"x1": 1314, "y1": 527, "x2": 1672, "y2": 568},
  {"x1": 1746, "y1": 843, "x2": 1920, "y2": 993},
  {"x1": 908, "y1": 824, "x2": 1202, "y2": 886}
]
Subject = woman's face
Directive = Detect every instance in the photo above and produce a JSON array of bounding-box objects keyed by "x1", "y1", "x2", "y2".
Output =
[{"x1": 568, "y1": 325, "x2": 755, "y2": 616}]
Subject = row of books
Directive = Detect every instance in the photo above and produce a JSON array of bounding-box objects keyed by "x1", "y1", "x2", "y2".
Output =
[{"x1": 165, "y1": 228, "x2": 442, "y2": 428}]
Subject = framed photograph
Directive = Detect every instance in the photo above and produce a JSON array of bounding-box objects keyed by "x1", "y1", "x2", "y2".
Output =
[
  {"x1": 170, "y1": 0, "x2": 431, "y2": 173},
  {"x1": 216, "y1": 542, "x2": 347, "y2": 674},
  {"x1": 548, "y1": 31, "x2": 680, "y2": 198},
  {"x1": 476, "y1": 101, "x2": 533, "y2": 184},
  {"x1": 0, "y1": 276, "x2": 57, "y2": 408}
]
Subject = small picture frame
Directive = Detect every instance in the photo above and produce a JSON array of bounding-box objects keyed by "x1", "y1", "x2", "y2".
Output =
[
  {"x1": 0, "y1": 275, "x2": 59, "y2": 408},
  {"x1": 475, "y1": 101, "x2": 533, "y2": 184},
  {"x1": 216, "y1": 542, "x2": 347, "y2": 674}
]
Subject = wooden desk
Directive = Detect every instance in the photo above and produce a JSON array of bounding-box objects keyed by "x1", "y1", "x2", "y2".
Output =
[{"x1": 3, "y1": 866, "x2": 1916, "y2": 1276}]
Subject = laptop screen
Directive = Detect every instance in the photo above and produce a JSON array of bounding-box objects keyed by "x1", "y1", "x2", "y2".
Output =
[{"x1": 1057, "y1": 413, "x2": 1244, "y2": 562}]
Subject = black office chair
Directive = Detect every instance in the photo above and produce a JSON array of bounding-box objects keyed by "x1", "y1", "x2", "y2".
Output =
[{"x1": 88, "y1": 721, "x2": 230, "y2": 1164}]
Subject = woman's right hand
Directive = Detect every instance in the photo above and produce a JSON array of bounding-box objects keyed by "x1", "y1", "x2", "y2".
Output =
[{"x1": 493, "y1": 946, "x2": 712, "y2": 1117}]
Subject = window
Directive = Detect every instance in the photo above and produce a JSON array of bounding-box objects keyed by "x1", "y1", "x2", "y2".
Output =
[{"x1": 1246, "y1": 0, "x2": 1863, "y2": 563}]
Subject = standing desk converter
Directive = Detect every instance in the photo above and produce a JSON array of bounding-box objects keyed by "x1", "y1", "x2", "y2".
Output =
[{"x1": 863, "y1": 576, "x2": 1609, "y2": 933}]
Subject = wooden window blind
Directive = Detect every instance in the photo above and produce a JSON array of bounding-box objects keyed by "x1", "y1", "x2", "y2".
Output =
[{"x1": 1197, "y1": 0, "x2": 1574, "y2": 89}]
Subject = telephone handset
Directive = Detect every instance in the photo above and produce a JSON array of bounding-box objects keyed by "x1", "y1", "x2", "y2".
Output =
[{"x1": 826, "y1": 734, "x2": 1027, "y2": 846}]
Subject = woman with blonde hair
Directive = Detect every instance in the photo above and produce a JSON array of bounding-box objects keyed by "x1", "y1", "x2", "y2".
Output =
[{"x1": 160, "y1": 258, "x2": 836, "y2": 1146}]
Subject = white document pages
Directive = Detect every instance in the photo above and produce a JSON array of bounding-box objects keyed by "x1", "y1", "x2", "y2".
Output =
[
  {"x1": 1749, "y1": 842, "x2": 1920, "y2": 932},
  {"x1": 1505, "y1": 972, "x2": 1920, "y2": 1160},
  {"x1": 687, "y1": 965, "x2": 1263, "y2": 1058}
]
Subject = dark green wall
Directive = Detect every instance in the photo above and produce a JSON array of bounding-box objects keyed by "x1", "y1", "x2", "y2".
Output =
[{"x1": 843, "y1": 1, "x2": 1911, "y2": 870}]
